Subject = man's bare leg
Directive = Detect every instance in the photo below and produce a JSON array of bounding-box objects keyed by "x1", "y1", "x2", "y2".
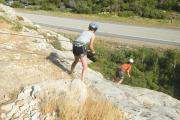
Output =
[
  {"x1": 70, "y1": 55, "x2": 80, "y2": 74},
  {"x1": 80, "y1": 57, "x2": 88, "y2": 81}
]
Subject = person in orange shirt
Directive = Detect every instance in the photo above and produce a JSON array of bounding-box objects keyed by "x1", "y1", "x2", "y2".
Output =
[{"x1": 116, "y1": 58, "x2": 134, "y2": 84}]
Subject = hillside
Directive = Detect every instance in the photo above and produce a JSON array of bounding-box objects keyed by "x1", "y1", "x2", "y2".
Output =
[{"x1": 0, "y1": 4, "x2": 180, "y2": 120}]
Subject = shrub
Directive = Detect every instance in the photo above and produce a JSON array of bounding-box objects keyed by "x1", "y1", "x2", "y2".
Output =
[
  {"x1": 11, "y1": 1, "x2": 24, "y2": 8},
  {"x1": 142, "y1": 7, "x2": 166, "y2": 19},
  {"x1": 158, "y1": 0, "x2": 180, "y2": 12},
  {"x1": 12, "y1": 21, "x2": 23, "y2": 32},
  {"x1": 50, "y1": 40, "x2": 62, "y2": 51},
  {"x1": 118, "y1": 11, "x2": 135, "y2": 17},
  {"x1": 76, "y1": 1, "x2": 92, "y2": 14},
  {"x1": 41, "y1": 3, "x2": 58, "y2": 11}
]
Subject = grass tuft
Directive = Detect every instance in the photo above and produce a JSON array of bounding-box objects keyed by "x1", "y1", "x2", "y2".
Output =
[
  {"x1": 12, "y1": 21, "x2": 23, "y2": 32},
  {"x1": 0, "y1": 16, "x2": 11, "y2": 24},
  {"x1": 24, "y1": 25, "x2": 38, "y2": 31},
  {"x1": 0, "y1": 15, "x2": 23, "y2": 32},
  {"x1": 40, "y1": 91, "x2": 126, "y2": 120}
]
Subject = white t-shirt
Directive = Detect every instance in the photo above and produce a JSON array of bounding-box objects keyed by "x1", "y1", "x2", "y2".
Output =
[{"x1": 75, "y1": 31, "x2": 94, "y2": 45}]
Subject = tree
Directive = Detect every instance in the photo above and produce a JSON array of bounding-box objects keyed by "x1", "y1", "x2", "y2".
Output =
[
  {"x1": 12, "y1": 0, "x2": 180, "y2": 18},
  {"x1": 158, "y1": 0, "x2": 180, "y2": 12}
]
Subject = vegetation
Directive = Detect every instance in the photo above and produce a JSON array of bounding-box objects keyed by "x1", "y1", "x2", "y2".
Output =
[
  {"x1": 39, "y1": 31, "x2": 63, "y2": 50},
  {"x1": 10, "y1": 1, "x2": 24, "y2": 8},
  {"x1": 24, "y1": 24, "x2": 37, "y2": 31},
  {"x1": 12, "y1": 21, "x2": 23, "y2": 31},
  {"x1": 50, "y1": 39, "x2": 63, "y2": 51},
  {"x1": 89, "y1": 40, "x2": 180, "y2": 99},
  {"x1": 0, "y1": 16, "x2": 23, "y2": 31},
  {"x1": 8, "y1": 0, "x2": 180, "y2": 19},
  {"x1": 40, "y1": 91, "x2": 125, "y2": 120},
  {"x1": 0, "y1": 16, "x2": 10, "y2": 23}
]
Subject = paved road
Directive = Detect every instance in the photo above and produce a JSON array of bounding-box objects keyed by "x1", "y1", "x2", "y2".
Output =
[{"x1": 18, "y1": 12, "x2": 180, "y2": 46}]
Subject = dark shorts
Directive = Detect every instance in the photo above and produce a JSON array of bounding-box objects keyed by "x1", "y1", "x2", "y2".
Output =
[
  {"x1": 116, "y1": 69, "x2": 125, "y2": 79},
  {"x1": 73, "y1": 44, "x2": 87, "y2": 58}
]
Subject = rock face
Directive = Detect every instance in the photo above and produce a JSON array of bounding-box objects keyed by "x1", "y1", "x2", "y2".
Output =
[
  {"x1": 0, "y1": 79, "x2": 87, "y2": 120},
  {"x1": 57, "y1": 34, "x2": 72, "y2": 51},
  {"x1": 94, "y1": 82, "x2": 180, "y2": 120},
  {"x1": 0, "y1": 4, "x2": 33, "y2": 25},
  {"x1": 0, "y1": 4, "x2": 17, "y2": 20},
  {"x1": 42, "y1": 30, "x2": 72, "y2": 51},
  {"x1": 0, "y1": 4, "x2": 180, "y2": 120}
]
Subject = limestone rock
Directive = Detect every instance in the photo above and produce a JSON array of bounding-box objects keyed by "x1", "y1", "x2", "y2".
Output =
[
  {"x1": 0, "y1": 79, "x2": 87, "y2": 120},
  {"x1": 34, "y1": 24, "x2": 40, "y2": 29},
  {"x1": 0, "y1": 3, "x2": 33, "y2": 26},
  {"x1": 0, "y1": 4, "x2": 17, "y2": 20},
  {"x1": 36, "y1": 79, "x2": 87, "y2": 107},
  {"x1": 57, "y1": 34, "x2": 72, "y2": 51},
  {"x1": 41, "y1": 30, "x2": 72, "y2": 51},
  {"x1": 1, "y1": 103, "x2": 14, "y2": 112}
]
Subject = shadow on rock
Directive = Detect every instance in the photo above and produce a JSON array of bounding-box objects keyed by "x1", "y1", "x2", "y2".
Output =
[{"x1": 47, "y1": 52, "x2": 70, "y2": 73}]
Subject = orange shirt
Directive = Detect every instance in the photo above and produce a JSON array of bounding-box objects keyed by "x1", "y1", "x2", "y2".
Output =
[{"x1": 119, "y1": 64, "x2": 132, "y2": 73}]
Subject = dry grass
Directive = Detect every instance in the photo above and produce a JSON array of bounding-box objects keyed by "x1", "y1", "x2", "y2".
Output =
[
  {"x1": 40, "y1": 92, "x2": 126, "y2": 120},
  {"x1": 0, "y1": 16, "x2": 23, "y2": 32},
  {"x1": 81, "y1": 97, "x2": 125, "y2": 120},
  {"x1": 0, "y1": 16, "x2": 12, "y2": 30}
]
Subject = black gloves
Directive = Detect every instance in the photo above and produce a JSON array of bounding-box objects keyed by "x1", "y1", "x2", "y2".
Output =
[{"x1": 87, "y1": 51, "x2": 97, "y2": 62}]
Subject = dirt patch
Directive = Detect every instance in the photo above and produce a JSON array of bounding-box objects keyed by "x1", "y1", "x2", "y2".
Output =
[{"x1": 0, "y1": 20, "x2": 12, "y2": 31}]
